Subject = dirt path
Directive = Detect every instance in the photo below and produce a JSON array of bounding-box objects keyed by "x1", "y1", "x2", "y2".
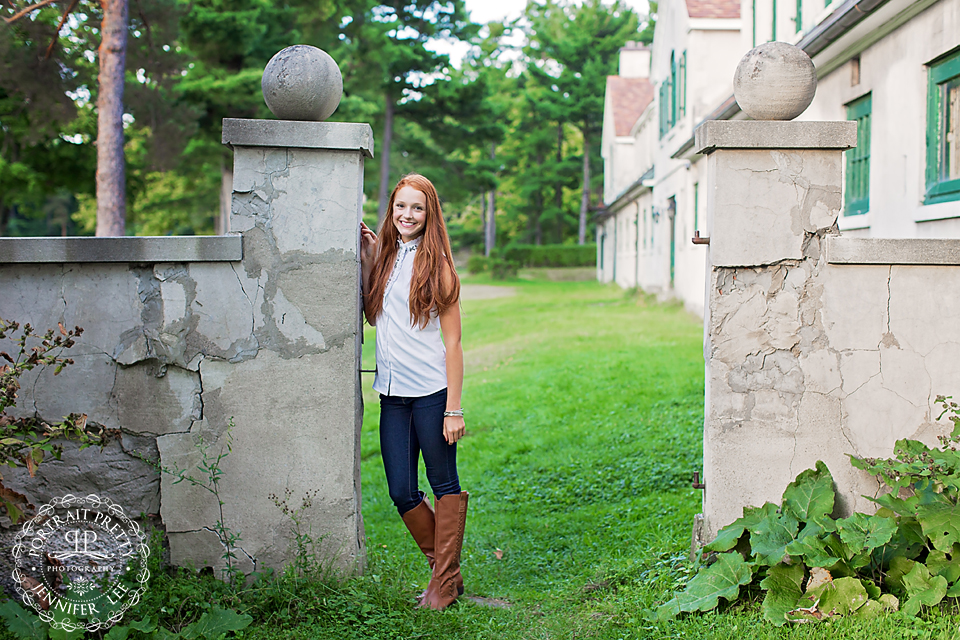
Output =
[{"x1": 460, "y1": 284, "x2": 515, "y2": 300}]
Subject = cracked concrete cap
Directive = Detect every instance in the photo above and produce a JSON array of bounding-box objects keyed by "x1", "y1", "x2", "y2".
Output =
[
  {"x1": 734, "y1": 42, "x2": 817, "y2": 121},
  {"x1": 262, "y1": 45, "x2": 343, "y2": 122}
]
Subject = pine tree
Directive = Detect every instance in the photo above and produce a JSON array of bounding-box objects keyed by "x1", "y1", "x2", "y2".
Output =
[{"x1": 525, "y1": 0, "x2": 638, "y2": 244}]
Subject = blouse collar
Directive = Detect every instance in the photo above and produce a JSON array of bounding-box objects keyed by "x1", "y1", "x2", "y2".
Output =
[{"x1": 397, "y1": 235, "x2": 421, "y2": 253}]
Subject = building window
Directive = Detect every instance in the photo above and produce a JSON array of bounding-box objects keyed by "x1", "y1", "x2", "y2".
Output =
[
  {"x1": 925, "y1": 49, "x2": 960, "y2": 205},
  {"x1": 845, "y1": 93, "x2": 871, "y2": 216},
  {"x1": 659, "y1": 51, "x2": 686, "y2": 138},
  {"x1": 643, "y1": 208, "x2": 648, "y2": 249}
]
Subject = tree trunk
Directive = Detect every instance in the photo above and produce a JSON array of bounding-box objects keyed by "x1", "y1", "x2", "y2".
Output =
[
  {"x1": 555, "y1": 123, "x2": 564, "y2": 243},
  {"x1": 485, "y1": 144, "x2": 496, "y2": 257},
  {"x1": 578, "y1": 130, "x2": 590, "y2": 245},
  {"x1": 534, "y1": 196, "x2": 542, "y2": 245},
  {"x1": 0, "y1": 205, "x2": 10, "y2": 237},
  {"x1": 534, "y1": 152, "x2": 544, "y2": 245},
  {"x1": 480, "y1": 190, "x2": 487, "y2": 239},
  {"x1": 95, "y1": 0, "x2": 129, "y2": 237},
  {"x1": 217, "y1": 159, "x2": 233, "y2": 235},
  {"x1": 377, "y1": 95, "x2": 394, "y2": 227}
]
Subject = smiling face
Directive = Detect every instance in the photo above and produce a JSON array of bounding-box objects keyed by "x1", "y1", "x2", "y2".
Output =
[{"x1": 392, "y1": 185, "x2": 428, "y2": 242}]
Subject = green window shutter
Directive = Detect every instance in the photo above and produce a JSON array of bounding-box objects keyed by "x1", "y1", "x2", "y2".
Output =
[
  {"x1": 680, "y1": 52, "x2": 687, "y2": 117},
  {"x1": 670, "y1": 51, "x2": 677, "y2": 127},
  {"x1": 795, "y1": 0, "x2": 802, "y2": 32},
  {"x1": 927, "y1": 64, "x2": 942, "y2": 194},
  {"x1": 771, "y1": 0, "x2": 777, "y2": 41},
  {"x1": 845, "y1": 94, "x2": 871, "y2": 216},
  {"x1": 659, "y1": 82, "x2": 667, "y2": 138},
  {"x1": 925, "y1": 48, "x2": 960, "y2": 204},
  {"x1": 693, "y1": 182, "x2": 699, "y2": 233}
]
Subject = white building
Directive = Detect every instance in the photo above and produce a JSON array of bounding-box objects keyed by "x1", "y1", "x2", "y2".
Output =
[{"x1": 599, "y1": 0, "x2": 960, "y2": 315}]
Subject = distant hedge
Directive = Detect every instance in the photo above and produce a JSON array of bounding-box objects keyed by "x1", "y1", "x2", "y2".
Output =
[{"x1": 501, "y1": 244, "x2": 597, "y2": 268}]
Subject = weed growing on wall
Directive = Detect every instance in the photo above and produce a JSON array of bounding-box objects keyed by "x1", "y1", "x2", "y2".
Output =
[
  {"x1": 658, "y1": 395, "x2": 960, "y2": 625},
  {"x1": 268, "y1": 488, "x2": 338, "y2": 583},
  {"x1": 142, "y1": 420, "x2": 244, "y2": 585},
  {"x1": 0, "y1": 319, "x2": 103, "y2": 523}
]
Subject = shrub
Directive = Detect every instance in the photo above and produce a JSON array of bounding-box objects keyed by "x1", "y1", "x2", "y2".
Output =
[
  {"x1": 467, "y1": 255, "x2": 488, "y2": 275},
  {"x1": 488, "y1": 257, "x2": 518, "y2": 280},
  {"x1": 502, "y1": 244, "x2": 597, "y2": 268}
]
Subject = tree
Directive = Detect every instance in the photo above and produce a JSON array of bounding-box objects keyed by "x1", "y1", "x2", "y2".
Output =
[
  {"x1": 525, "y1": 0, "x2": 638, "y2": 244},
  {"x1": 407, "y1": 25, "x2": 512, "y2": 253},
  {"x1": 1, "y1": 1, "x2": 97, "y2": 235},
  {"x1": 337, "y1": 0, "x2": 476, "y2": 225},
  {"x1": 95, "y1": 0, "x2": 128, "y2": 236}
]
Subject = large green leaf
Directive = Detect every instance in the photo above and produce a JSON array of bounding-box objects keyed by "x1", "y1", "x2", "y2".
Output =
[
  {"x1": 103, "y1": 627, "x2": 131, "y2": 640},
  {"x1": 748, "y1": 503, "x2": 799, "y2": 566},
  {"x1": 782, "y1": 461, "x2": 835, "y2": 523},
  {"x1": 816, "y1": 577, "x2": 870, "y2": 617},
  {"x1": 0, "y1": 599, "x2": 47, "y2": 640},
  {"x1": 873, "y1": 515, "x2": 925, "y2": 567},
  {"x1": 179, "y1": 606, "x2": 253, "y2": 640},
  {"x1": 861, "y1": 578, "x2": 881, "y2": 600},
  {"x1": 878, "y1": 593, "x2": 900, "y2": 611},
  {"x1": 884, "y1": 556, "x2": 917, "y2": 596},
  {"x1": 916, "y1": 502, "x2": 960, "y2": 552},
  {"x1": 871, "y1": 491, "x2": 919, "y2": 516},
  {"x1": 704, "y1": 505, "x2": 767, "y2": 553},
  {"x1": 836, "y1": 513, "x2": 897, "y2": 552},
  {"x1": 900, "y1": 562, "x2": 947, "y2": 617},
  {"x1": 656, "y1": 553, "x2": 754, "y2": 620},
  {"x1": 760, "y1": 563, "x2": 804, "y2": 626},
  {"x1": 852, "y1": 598, "x2": 882, "y2": 619},
  {"x1": 926, "y1": 543, "x2": 960, "y2": 584},
  {"x1": 784, "y1": 521, "x2": 843, "y2": 567}
]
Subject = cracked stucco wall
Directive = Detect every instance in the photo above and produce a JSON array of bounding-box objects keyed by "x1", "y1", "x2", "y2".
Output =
[
  {"x1": 0, "y1": 122, "x2": 369, "y2": 577},
  {"x1": 701, "y1": 139, "x2": 960, "y2": 540}
]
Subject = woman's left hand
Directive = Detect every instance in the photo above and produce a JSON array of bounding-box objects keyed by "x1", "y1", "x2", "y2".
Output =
[{"x1": 443, "y1": 415, "x2": 465, "y2": 444}]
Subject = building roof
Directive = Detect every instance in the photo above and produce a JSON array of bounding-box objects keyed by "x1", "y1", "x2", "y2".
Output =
[
  {"x1": 606, "y1": 76, "x2": 654, "y2": 137},
  {"x1": 685, "y1": 0, "x2": 740, "y2": 19}
]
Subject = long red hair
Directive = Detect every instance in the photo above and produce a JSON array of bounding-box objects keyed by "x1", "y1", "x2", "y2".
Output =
[{"x1": 367, "y1": 174, "x2": 460, "y2": 328}]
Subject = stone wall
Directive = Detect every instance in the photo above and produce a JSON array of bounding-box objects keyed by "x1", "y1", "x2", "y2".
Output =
[
  {"x1": 695, "y1": 120, "x2": 960, "y2": 541},
  {"x1": 0, "y1": 119, "x2": 373, "y2": 577}
]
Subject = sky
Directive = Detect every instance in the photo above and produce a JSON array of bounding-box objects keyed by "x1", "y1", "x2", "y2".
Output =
[
  {"x1": 464, "y1": 0, "x2": 651, "y2": 27},
  {"x1": 431, "y1": 0, "x2": 652, "y2": 68}
]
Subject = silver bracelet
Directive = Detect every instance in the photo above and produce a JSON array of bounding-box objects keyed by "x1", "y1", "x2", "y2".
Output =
[{"x1": 443, "y1": 409, "x2": 464, "y2": 417}]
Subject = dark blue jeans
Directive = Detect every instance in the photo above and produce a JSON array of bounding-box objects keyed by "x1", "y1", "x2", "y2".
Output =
[{"x1": 380, "y1": 388, "x2": 460, "y2": 516}]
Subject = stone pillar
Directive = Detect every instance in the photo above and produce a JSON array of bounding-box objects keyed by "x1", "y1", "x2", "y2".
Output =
[
  {"x1": 157, "y1": 119, "x2": 374, "y2": 577},
  {"x1": 694, "y1": 120, "x2": 857, "y2": 540}
]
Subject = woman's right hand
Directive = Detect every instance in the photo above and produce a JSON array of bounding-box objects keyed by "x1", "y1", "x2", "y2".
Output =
[{"x1": 360, "y1": 221, "x2": 378, "y2": 269}]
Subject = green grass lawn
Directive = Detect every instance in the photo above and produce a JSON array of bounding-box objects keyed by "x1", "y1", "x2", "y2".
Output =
[
  {"x1": 331, "y1": 275, "x2": 960, "y2": 639},
  {"x1": 5, "y1": 276, "x2": 957, "y2": 639}
]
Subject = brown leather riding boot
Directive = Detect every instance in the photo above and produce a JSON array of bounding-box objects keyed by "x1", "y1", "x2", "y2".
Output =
[
  {"x1": 401, "y1": 495, "x2": 463, "y2": 601},
  {"x1": 419, "y1": 491, "x2": 468, "y2": 610},
  {"x1": 401, "y1": 496, "x2": 436, "y2": 572}
]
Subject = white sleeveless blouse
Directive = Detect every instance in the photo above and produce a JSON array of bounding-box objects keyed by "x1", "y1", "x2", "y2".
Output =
[{"x1": 372, "y1": 237, "x2": 448, "y2": 397}]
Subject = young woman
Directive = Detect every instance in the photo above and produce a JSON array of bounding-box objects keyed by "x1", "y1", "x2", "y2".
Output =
[{"x1": 359, "y1": 173, "x2": 468, "y2": 611}]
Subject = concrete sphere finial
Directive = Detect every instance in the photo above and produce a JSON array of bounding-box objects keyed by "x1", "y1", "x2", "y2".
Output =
[
  {"x1": 733, "y1": 42, "x2": 817, "y2": 121},
  {"x1": 262, "y1": 45, "x2": 343, "y2": 121}
]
